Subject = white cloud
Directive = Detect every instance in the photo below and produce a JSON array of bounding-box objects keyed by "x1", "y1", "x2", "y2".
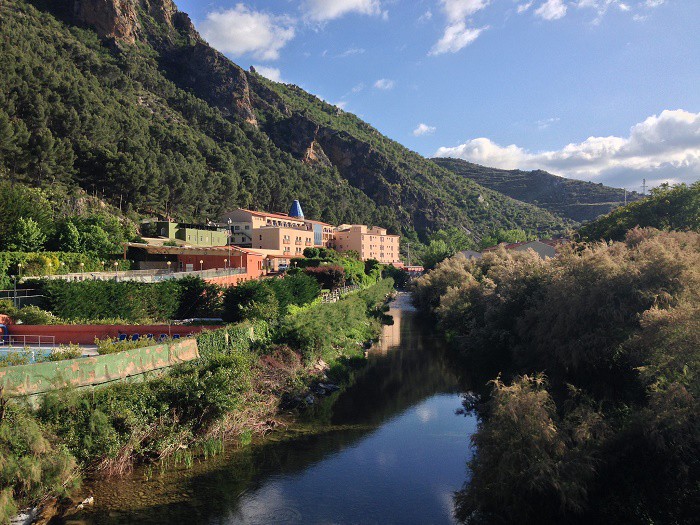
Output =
[
  {"x1": 435, "y1": 110, "x2": 700, "y2": 188},
  {"x1": 413, "y1": 123, "x2": 437, "y2": 136},
  {"x1": 517, "y1": 1, "x2": 534, "y2": 14},
  {"x1": 304, "y1": 0, "x2": 382, "y2": 22},
  {"x1": 337, "y1": 47, "x2": 366, "y2": 57},
  {"x1": 536, "y1": 117, "x2": 560, "y2": 129},
  {"x1": 199, "y1": 6, "x2": 295, "y2": 60},
  {"x1": 430, "y1": 1, "x2": 490, "y2": 55},
  {"x1": 535, "y1": 0, "x2": 568, "y2": 20},
  {"x1": 441, "y1": 0, "x2": 491, "y2": 22},
  {"x1": 252, "y1": 65, "x2": 283, "y2": 82},
  {"x1": 418, "y1": 10, "x2": 433, "y2": 23},
  {"x1": 351, "y1": 82, "x2": 366, "y2": 93},
  {"x1": 334, "y1": 100, "x2": 348, "y2": 110},
  {"x1": 576, "y1": 0, "x2": 633, "y2": 22},
  {"x1": 373, "y1": 78, "x2": 395, "y2": 90},
  {"x1": 429, "y1": 22, "x2": 488, "y2": 55},
  {"x1": 645, "y1": 0, "x2": 665, "y2": 7}
]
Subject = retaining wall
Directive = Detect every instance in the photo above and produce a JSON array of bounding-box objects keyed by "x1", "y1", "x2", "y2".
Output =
[
  {"x1": 7, "y1": 324, "x2": 220, "y2": 345},
  {"x1": 0, "y1": 338, "x2": 200, "y2": 397}
]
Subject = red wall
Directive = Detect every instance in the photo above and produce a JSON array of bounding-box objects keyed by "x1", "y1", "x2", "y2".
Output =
[{"x1": 7, "y1": 324, "x2": 220, "y2": 345}]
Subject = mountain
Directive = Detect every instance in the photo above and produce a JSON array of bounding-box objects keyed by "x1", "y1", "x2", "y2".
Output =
[
  {"x1": 0, "y1": 0, "x2": 570, "y2": 241},
  {"x1": 432, "y1": 157, "x2": 640, "y2": 223}
]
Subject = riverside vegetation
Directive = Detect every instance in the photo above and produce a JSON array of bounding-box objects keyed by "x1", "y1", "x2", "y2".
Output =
[
  {"x1": 414, "y1": 218, "x2": 700, "y2": 523},
  {"x1": 0, "y1": 271, "x2": 394, "y2": 523}
]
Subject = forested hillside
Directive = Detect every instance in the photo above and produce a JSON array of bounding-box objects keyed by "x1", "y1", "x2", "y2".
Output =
[
  {"x1": 579, "y1": 182, "x2": 700, "y2": 241},
  {"x1": 433, "y1": 157, "x2": 639, "y2": 223},
  {"x1": 0, "y1": 0, "x2": 569, "y2": 241}
]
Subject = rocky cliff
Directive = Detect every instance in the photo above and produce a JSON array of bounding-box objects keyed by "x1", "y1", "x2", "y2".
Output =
[{"x1": 2, "y1": 0, "x2": 570, "y2": 239}]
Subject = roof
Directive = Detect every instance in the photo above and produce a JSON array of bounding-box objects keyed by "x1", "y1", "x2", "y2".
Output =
[
  {"x1": 289, "y1": 200, "x2": 304, "y2": 218},
  {"x1": 239, "y1": 209, "x2": 303, "y2": 221},
  {"x1": 124, "y1": 243, "x2": 264, "y2": 257}
]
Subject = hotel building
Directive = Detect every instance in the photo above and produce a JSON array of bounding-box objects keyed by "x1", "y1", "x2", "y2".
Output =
[
  {"x1": 332, "y1": 225, "x2": 401, "y2": 265},
  {"x1": 221, "y1": 201, "x2": 401, "y2": 265}
]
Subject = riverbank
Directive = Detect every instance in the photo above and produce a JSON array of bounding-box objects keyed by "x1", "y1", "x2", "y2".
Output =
[
  {"x1": 1, "y1": 279, "x2": 395, "y2": 525},
  {"x1": 413, "y1": 230, "x2": 700, "y2": 524},
  {"x1": 62, "y1": 290, "x2": 475, "y2": 525}
]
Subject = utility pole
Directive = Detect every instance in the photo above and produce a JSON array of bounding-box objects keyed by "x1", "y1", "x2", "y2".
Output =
[
  {"x1": 642, "y1": 178, "x2": 647, "y2": 196},
  {"x1": 624, "y1": 188, "x2": 627, "y2": 206},
  {"x1": 406, "y1": 242, "x2": 411, "y2": 268}
]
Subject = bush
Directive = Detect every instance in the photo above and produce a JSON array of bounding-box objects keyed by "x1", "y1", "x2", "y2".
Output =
[
  {"x1": 221, "y1": 280, "x2": 279, "y2": 324},
  {"x1": 174, "y1": 276, "x2": 223, "y2": 319},
  {"x1": 14, "y1": 305, "x2": 61, "y2": 325},
  {"x1": 0, "y1": 404, "x2": 77, "y2": 522},
  {"x1": 304, "y1": 265, "x2": 345, "y2": 290},
  {"x1": 39, "y1": 279, "x2": 181, "y2": 322}
]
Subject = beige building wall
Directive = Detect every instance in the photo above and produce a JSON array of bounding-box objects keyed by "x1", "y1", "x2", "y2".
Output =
[
  {"x1": 333, "y1": 225, "x2": 401, "y2": 264},
  {"x1": 252, "y1": 226, "x2": 314, "y2": 258},
  {"x1": 221, "y1": 209, "x2": 308, "y2": 246}
]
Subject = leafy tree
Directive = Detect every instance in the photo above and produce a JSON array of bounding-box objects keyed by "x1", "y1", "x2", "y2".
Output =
[
  {"x1": 5, "y1": 217, "x2": 46, "y2": 251},
  {"x1": 55, "y1": 220, "x2": 82, "y2": 253},
  {"x1": 421, "y1": 240, "x2": 453, "y2": 270},
  {"x1": 479, "y1": 228, "x2": 531, "y2": 249},
  {"x1": 304, "y1": 265, "x2": 346, "y2": 290},
  {"x1": 221, "y1": 280, "x2": 279, "y2": 324}
]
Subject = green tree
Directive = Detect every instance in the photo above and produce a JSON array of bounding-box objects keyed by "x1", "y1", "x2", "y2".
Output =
[
  {"x1": 421, "y1": 239, "x2": 453, "y2": 270},
  {"x1": 6, "y1": 217, "x2": 46, "y2": 251},
  {"x1": 55, "y1": 220, "x2": 82, "y2": 253}
]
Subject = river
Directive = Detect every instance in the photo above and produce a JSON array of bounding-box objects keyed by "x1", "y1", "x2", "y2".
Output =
[{"x1": 71, "y1": 293, "x2": 476, "y2": 524}]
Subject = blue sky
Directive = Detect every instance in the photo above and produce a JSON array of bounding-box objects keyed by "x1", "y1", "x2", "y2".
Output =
[{"x1": 175, "y1": 0, "x2": 700, "y2": 190}]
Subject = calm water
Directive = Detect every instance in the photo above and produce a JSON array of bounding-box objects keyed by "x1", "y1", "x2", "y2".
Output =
[{"x1": 74, "y1": 293, "x2": 476, "y2": 525}]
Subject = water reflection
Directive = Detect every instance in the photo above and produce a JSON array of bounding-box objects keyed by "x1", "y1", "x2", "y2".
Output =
[{"x1": 75, "y1": 293, "x2": 475, "y2": 525}]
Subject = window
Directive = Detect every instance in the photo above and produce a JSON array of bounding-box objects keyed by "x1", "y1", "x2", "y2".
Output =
[
  {"x1": 245, "y1": 225, "x2": 249, "y2": 230},
  {"x1": 259, "y1": 235, "x2": 263, "y2": 241},
  {"x1": 235, "y1": 226, "x2": 240, "y2": 230}
]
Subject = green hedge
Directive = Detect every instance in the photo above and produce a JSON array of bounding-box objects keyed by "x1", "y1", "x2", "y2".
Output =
[{"x1": 38, "y1": 279, "x2": 181, "y2": 322}]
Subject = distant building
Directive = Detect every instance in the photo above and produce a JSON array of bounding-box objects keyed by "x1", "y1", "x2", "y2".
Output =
[
  {"x1": 332, "y1": 225, "x2": 401, "y2": 264},
  {"x1": 252, "y1": 226, "x2": 314, "y2": 258},
  {"x1": 221, "y1": 202, "x2": 401, "y2": 265},
  {"x1": 220, "y1": 208, "x2": 333, "y2": 248},
  {"x1": 145, "y1": 221, "x2": 228, "y2": 247}
]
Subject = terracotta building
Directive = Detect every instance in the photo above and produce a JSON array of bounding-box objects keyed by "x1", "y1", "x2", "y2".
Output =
[{"x1": 332, "y1": 225, "x2": 401, "y2": 264}]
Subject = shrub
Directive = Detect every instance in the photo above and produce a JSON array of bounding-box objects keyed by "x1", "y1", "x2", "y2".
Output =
[
  {"x1": 174, "y1": 276, "x2": 223, "y2": 319},
  {"x1": 0, "y1": 404, "x2": 77, "y2": 522},
  {"x1": 39, "y1": 279, "x2": 181, "y2": 322},
  {"x1": 221, "y1": 280, "x2": 279, "y2": 324},
  {"x1": 304, "y1": 265, "x2": 345, "y2": 290},
  {"x1": 14, "y1": 305, "x2": 61, "y2": 325}
]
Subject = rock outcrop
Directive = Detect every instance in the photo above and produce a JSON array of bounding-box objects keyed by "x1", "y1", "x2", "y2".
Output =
[{"x1": 71, "y1": 0, "x2": 258, "y2": 125}]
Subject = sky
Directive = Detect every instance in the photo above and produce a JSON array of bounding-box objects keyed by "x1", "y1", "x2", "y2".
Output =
[{"x1": 174, "y1": 0, "x2": 700, "y2": 191}]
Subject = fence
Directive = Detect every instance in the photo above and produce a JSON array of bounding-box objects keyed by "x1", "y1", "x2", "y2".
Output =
[
  {"x1": 321, "y1": 284, "x2": 361, "y2": 303},
  {"x1": 0, "y1": 288, "x2": 43, "y2": 308},
  {"x1": 41, "y1": 267, "x2": 246, "y2": 283},
  {"x1": 0, "y1": 334, "x2": 56, "y2": 349}
]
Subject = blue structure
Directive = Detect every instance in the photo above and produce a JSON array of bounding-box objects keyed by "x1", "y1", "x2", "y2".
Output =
[{"x1": 289, "y1": 200, "x2": 304, "y2": 218}]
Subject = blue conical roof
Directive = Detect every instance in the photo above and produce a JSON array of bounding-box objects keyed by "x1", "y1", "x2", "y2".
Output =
[{"x1": 289, "y1": 200, "x2": 304, "y2": 218}]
